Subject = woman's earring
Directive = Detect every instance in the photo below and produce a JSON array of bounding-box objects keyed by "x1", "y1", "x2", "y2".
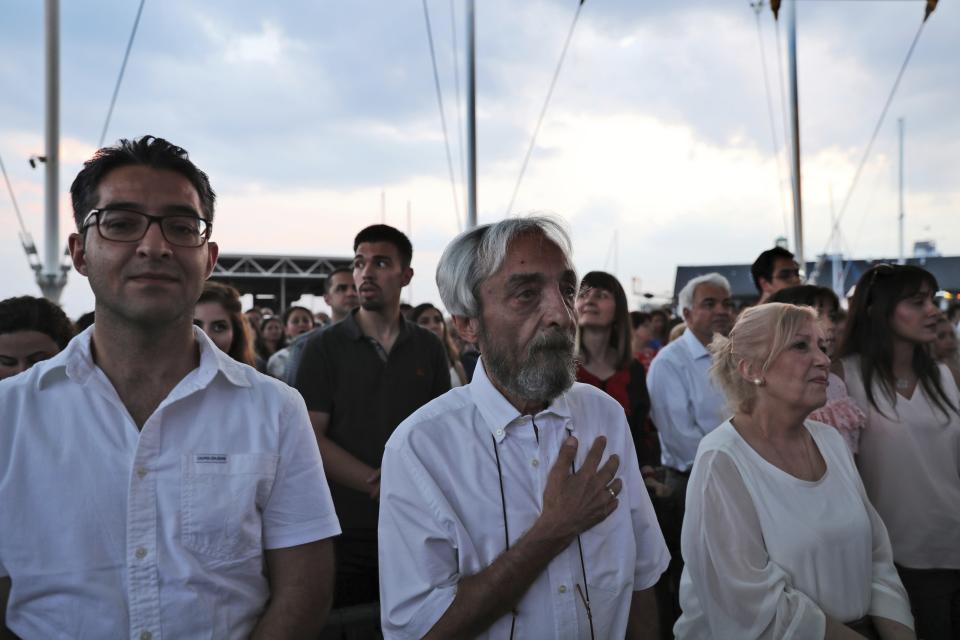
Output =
[{"x1": 752, "y1": 378, "x2": 764, "y2": 387}]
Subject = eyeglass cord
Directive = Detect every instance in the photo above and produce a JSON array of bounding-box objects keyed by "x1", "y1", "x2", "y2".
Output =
[{"x1": 491, "y1": 417, "x2": 596, "y2": 640}]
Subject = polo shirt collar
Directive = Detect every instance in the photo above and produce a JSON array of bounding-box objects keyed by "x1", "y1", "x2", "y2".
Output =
[
  {"x1": 342, "y1": 308, "x2": 412, "y2": 344},
  {"x1": 469, "y1": 356, "x2": 574, "y2": 443},
  {"x1": 41, "y1": 325, "x2": 250, "y2": 390},
  {"x1": 680, "y1": 326, "x2": 712, "y2": 361}
]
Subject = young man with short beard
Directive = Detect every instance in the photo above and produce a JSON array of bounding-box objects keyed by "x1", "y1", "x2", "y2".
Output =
[
  {"x1": 377, "y1": 217, "x2": 669, "y2": 639},
  {"x1": 294, "y1": 225, "x2": 450, "y2": 609}
]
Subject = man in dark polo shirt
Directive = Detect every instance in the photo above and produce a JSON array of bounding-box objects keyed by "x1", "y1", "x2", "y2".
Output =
[{"x1": 294, "y1": 224, "x2": 450, "y2": 608}]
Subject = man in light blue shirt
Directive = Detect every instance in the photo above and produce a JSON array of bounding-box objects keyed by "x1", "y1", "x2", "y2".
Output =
[{"x1": 647, "y1": 273, "x2": 734, "y2": 479}]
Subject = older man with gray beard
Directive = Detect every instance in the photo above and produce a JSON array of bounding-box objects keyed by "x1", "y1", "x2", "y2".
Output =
[{"x1": 377, "y1": 217, "x2": 669, "y2": 640}]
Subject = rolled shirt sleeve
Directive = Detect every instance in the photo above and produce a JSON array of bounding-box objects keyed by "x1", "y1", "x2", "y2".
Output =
[
  {"x1": 378, "y1": 442, "x2": 458, "y2": 640},
  {"x1": 262, "y1": 387, "x2": 341, "y2": 549}
]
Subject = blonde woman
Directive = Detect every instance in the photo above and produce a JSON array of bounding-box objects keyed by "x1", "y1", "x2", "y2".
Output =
[{"x1": 675, "y1": 303, "x2": 914, "y2": 640}]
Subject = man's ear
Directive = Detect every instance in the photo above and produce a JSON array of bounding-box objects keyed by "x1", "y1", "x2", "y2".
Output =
[
  {"x1": 401, "y1": 266, "x2": 414, "y2": 287},
  {"x1": 204, "y1": 241, "x2": 219, "y2": 279},
  {"x1": 681, "y1": 307, "x2": 691, "y2": 324},
  {"x1": 759, "y1": 277, "x2": 774, "y2": 295},
  {"x1": 451, "y1": 315, "x2": 479, "y2": 345},
  {"x1": 68, "y1": 233, "x2": 88, "y2": 276}
]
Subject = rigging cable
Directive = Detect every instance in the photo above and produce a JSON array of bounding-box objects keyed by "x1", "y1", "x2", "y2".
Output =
[
  {"x1": 98, "y1": 0, "x2": 147, "y2": 148},
  {"x1": 752, "y1": 1, "x2": 790, "y2": 237},
  {"x1": 820, "y1": 17, "x2": 928, "y2": 256},
  {"x1": 422, "y1": 0, "x2": 463, "y2": 232},
  {"x1": 504, "y1": 1, "x2": 585, "y2": 217},
  {"x1": 0, "y1": 151, "x2": 28, "y2": 235}
]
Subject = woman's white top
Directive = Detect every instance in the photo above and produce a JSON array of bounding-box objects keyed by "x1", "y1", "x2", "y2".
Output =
[
  {"x1": 841, "y1": 355, "x2": 960, "y2": 569},
  {"x1": 674, "y1": 420, "x2": 913, "y2": 639}
]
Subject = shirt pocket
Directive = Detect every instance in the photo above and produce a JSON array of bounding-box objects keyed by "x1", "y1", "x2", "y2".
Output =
[{"x1": 180, "y1": 453, "x2": 279, "y2": 563}]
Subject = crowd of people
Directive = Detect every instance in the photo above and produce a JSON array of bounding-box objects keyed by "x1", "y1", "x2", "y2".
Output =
[{"x1": 1, "y1": 136, "x2": 959, "y2": 639}]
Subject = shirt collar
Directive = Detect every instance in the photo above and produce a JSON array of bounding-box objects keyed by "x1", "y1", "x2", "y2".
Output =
[
  {"x1": 680, "y1": 326, "x2": 712, "y2": 361},
  {"x1": 342, "y1": 308, "x2": 412, "y2": 344},
  {"x1": 469, "y1": 357, "x2": 574, "y2": 443},
  {"x1": 39, "y1": 324, "x2": 250, "y2": 390}
]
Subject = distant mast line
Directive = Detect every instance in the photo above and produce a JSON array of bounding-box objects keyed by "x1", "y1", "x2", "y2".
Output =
[
  {"x1": 465, "y1": 0, "x2": 477, "y2": 229},
  {"x1": 503, "y1": 0, "x2": 586, "y2": 218}
]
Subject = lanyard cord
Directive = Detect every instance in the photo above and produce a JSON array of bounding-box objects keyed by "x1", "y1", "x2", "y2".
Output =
[
  {"x1": 492, "y1": 433, "x2": 518, "y2": 640},
  {"x1": 490, "y1": 419, "x2": 595, "y2": 640}
]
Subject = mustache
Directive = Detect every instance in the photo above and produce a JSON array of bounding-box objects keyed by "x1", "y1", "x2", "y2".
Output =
[{"x1": 528, "y1": 329, "x2": 575, "y2": 354}]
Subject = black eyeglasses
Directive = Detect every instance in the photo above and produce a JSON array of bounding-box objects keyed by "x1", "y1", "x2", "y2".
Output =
[
  {"x1": 773, "y1": 268, "x2": 802, "y2": 281},
  {"x1": 82, "y1": 208, "x2": 212, "y2": 248}
]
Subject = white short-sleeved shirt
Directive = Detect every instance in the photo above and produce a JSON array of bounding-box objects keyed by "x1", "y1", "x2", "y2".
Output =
[
  {"x1": 0, "y1": 327, "x2": 341, "y2": 640},
  {"x1": 647, "y1": 329, "x2": 728, "y2": 471},
  {"x1": 675, "y1": 420, "x2": 913, "y2": 639},
  {"x1": 378, "y1": 359, "x2": 670, "y2": 640}
]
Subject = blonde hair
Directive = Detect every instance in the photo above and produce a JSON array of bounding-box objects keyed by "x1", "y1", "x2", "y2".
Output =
[{"x1": 709, "y1": 303, "x2": 818, "y2": 413}]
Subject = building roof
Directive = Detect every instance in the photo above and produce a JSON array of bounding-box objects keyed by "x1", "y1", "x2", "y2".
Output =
[{"x1": 673, "y1": 255, "x2": 960, "y2": 302}]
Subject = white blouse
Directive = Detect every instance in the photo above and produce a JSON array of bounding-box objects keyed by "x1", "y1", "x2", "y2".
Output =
[
  {"x1": 674, "y1": 420, "x2": 913, "y2": 639},
  {"x1": 841, "y1": 356, "x2": 960, "y2": 569}
]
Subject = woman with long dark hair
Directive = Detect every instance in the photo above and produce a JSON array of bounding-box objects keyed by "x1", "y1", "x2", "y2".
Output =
[
  {"x1": 836, "y1": 264, "x2": 960, "y2": 639},
  {"x1": 575, "y1": 271, "x2": 659, "y2": 468},
  {"x1": 255, "y1": 316, "x2": 285, "y2": 363},
  {"x1": 195, "y1": 281, "x2": 257, "y2": 368},
  {"x1": 411, "y1": 303, "x2": 467, "y2": 387}
]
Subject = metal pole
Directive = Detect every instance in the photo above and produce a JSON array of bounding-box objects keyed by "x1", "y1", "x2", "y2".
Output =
[
  {"x1": 40, "y1": 0, "x2": 64, "y2": 302},
  {"x1": 898, "y1": 117, "x2": 905, "y2": 265},
  {"x1": 786, "y1": 0, "x2": 804, "y2": 270},
  {"x1": 380, "y1": 190, "x2": 386, "y2": 224},
  {"x1": 465, "y1": 0, "x2": 478, "y2": 229}
]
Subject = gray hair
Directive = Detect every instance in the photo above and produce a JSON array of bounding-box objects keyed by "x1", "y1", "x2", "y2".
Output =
[
  {"x1": 437, "y1": 215, "x2": 574, "y2": 318},
  {"x1": 678, "y1": 272, "x2": 731, "y2": 314}
]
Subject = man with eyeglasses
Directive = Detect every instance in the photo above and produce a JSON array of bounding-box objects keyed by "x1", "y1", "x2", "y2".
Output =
[
  {"x1": 751, "y1": 246, "x2": 802, "y2": 303},
  {"x1": 378, "y1": 217, "x2": 669, "y2": 639},
  {"x1": 0, "y1": 136, "x2": 340, "y2": 639}
]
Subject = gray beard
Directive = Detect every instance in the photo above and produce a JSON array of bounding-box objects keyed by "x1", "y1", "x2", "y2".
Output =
[{"x1": 480, "y1": 325, "x2": 576, "y2": 406}]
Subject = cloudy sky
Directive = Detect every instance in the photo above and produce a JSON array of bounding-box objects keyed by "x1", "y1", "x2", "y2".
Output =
[{"x1": 1, "y1": 0, "x2": 957, "y2": 317}]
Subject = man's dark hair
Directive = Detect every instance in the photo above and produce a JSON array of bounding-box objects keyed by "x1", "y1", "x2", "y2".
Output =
[
  {"x1": 69, "y1": 135, "x2": 216, "y2": 230},
  {"x1": 751, "y1": 247, "x2": 795, "y2": 293},
  {"x1": 324, "y1": 267, "x2": 354, "y2": 295},
  {"x1": 0, "y1": 296, "x2": 76, "y2": 349},
  {"x1": 353, "y1": 225, "x2": 413, "y2": 268},
  {"x1": 767, "y1": 285, "x2": 839, "y2": 316}
]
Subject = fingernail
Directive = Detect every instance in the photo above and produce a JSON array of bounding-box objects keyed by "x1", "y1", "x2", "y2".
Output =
[{"x1": 565, "y1": 436, "x2": 576, "y2": 446}]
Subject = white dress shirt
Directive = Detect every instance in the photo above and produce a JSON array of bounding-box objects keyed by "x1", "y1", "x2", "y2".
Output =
[
  {"x1": 674, "y1": 420, "x2": 913, "y2": 639},
  {"x1": 0, "y1": 327, "x2": 341, "y2": 640},
  {"x1": 378, "y1": 359, "x2": 670, "y2": 640},
  {"x1": 647, "y1": 329, "x2": 728, "y2": 471}
]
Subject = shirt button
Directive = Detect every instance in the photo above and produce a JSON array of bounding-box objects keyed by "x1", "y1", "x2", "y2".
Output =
[
  {"x1": 140, "y1": 631, "x2": 153, "y2": 640},
  {"x1": 531, "y1": 459, "x2": 539, "y2": 467},
  {"x1": 135, "y1": 547, "x2": 147, "y2": 560},
  {"x1": 136, "y1": 467, "x2": 148, "y2": 479},
  {"x1": 495, "y1": 429, "x2": 504, "y2": 437},
  {"x1": 558, "y1": 584, "x2": 567, "y2": 594}
]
